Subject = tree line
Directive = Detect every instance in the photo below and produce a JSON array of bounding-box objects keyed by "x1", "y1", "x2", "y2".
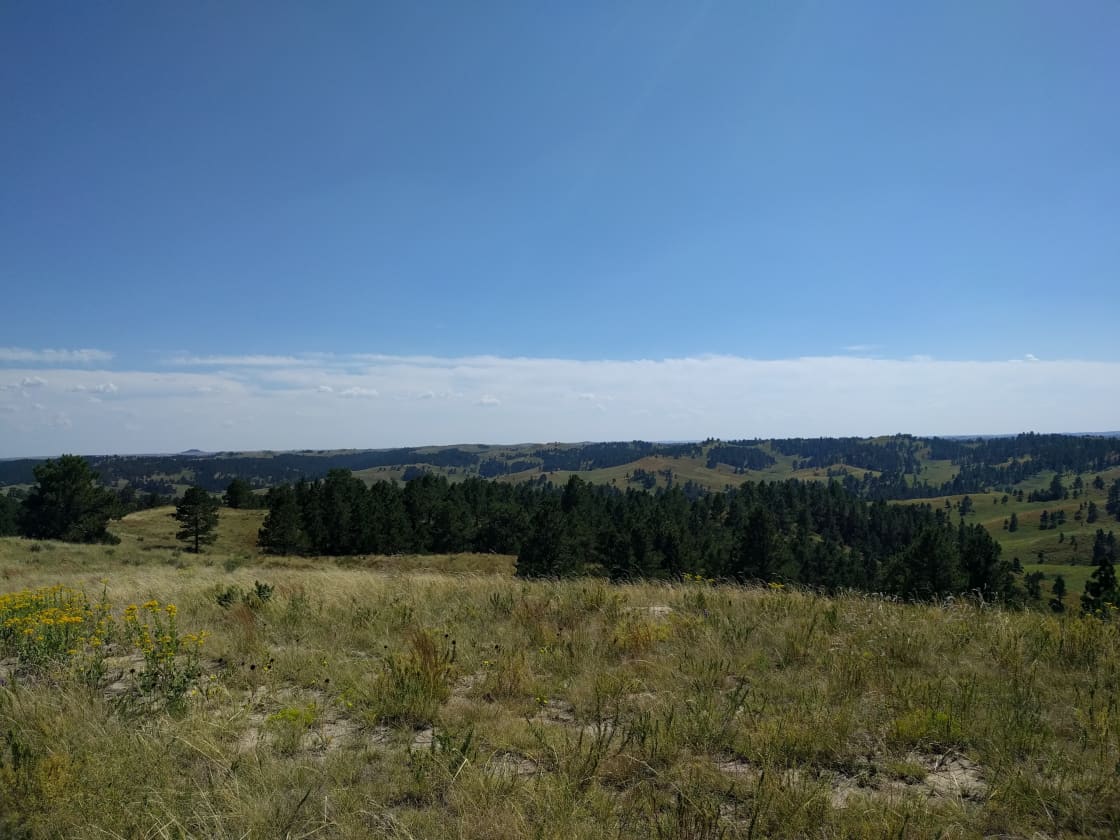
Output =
[{"x1": 259, "y1": 471, "x2": 1023, "y2": 601}]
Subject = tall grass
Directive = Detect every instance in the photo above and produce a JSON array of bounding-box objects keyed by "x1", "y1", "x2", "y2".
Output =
[{"x1": 1, "y1": 538, "x2": 1119, "y2": 837}]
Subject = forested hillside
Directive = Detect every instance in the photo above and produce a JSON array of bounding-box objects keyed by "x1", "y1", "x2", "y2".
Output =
[
  {"x1": 4, "y1": 434, "x2": 1118, "y2": 500},
  {"x1": 256, "y1": 470, "x2": 1020, "y2": 601}
]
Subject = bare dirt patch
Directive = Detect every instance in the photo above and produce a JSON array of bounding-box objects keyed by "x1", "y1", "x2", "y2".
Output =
[
  {"x1": 533, "y1": 698, "x2": 577, "y2": 724},
  {"x1": 488, "y1": 752, "x2": 539, "y2": 777},
  {"x1": 231, "y1": 684, "x2": 385, "y2": 755},
  {"x1": 101, "y1": 652, "x2": 146, "y2": 698},
  {"x1": 714, "y1": 750, "x2": 988, "y2": 808},
  {"x1": 905, "y1": 751, "x2": 987, "y2": 800}
]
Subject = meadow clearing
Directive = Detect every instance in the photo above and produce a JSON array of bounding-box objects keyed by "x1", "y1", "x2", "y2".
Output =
[{"x1": 1, "y1": 508, "x2": 1118, "y2": 838}]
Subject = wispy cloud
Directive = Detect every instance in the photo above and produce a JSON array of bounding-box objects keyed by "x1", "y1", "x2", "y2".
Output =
[
  {"x1": 2, "y1": 376, "x2": 49, "y2": 393},
  {"x1": 0, "y1": 347, "x2": 113, "y2": 364},
  {"x1": 2, "y1": 353, "x2": 1119, "y2": 456},
  {"x1": 167, "y1": 354, "x2": 317, "y2": 367},
  {"x1": 338, "y1": 386, "x2": 379, "y2": 398}
]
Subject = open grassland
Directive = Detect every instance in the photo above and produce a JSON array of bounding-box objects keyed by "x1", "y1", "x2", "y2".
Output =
[
  {"x1": 115, "y1": 506, "x2": 269, "y2": 558},
  {"x1": 2, "y1": 516, "x2": 1119, "y2": 838},
  {"x1": 503, "y1": 454, "x2": 887, "y2": 495},
  {"x1": 898, "y1": 466, "x2": 1120, "y2": 578},
  {"x1": 343, "y1": 445, "x2": 932, "y2": 493}
]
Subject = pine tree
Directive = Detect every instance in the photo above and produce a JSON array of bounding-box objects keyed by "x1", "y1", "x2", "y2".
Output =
[
  {"x1": 0, "y1": 491, "x2": 19, "y2": 537},
  {"x1": 1049, "y1": 575, "x2": 1067, "y2": 613},
  {"x1": 728, "y1": 506, "x2": 781, "y2": 582},
  {"x1": 1081, "y1": 529, "x2": 1118, "y2": 615},
  {"x1": 258, "y1": 485, "x2": 305, "y2": 555},
  {"x1": 172, "y1": 487, "x2": 220, "y2": 553},
  {"x1": 19, "y1": 455, "x2": 118, "y2": 543},
  {"x1": 223, "y1": 478, "x2": 255, "y2": 509},
  {"x1": 517, "y1": 504, "x2": 580, "y2": 578}
]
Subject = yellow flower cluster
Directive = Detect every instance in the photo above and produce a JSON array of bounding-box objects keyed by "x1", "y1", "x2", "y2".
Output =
[
  {"x1": 1, "y1": 586, "x2": 203, "y2": 677},
  {"x1": 682, "y1": 572, "x2": 717, "y2": 585},
  {"x1": 123, "y1": 600, "x2": 191, "y2": 660},
  {"x1": 0, "y1": 586, "x2": 95, "y2": 664}
]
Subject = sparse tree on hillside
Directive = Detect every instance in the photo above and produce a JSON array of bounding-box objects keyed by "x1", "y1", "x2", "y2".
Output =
[
  {"x1": 1009, "y1": 512, "x2": 1019, "y2": 532},
  {"x1": 1109, "y1": 479, "x2": 1120, "y2": 520},
  {"x1": 1049, "y1": 575, "x2": 1067, "y2": 613},
  {"x1": 224, "y1": 478, "x2": 254, "y2": 509},
  {"x1": 173, "y1": 487, "x2": 220, "y2": 553},
  {"x1": 1081, "y1": 529, "x2": 1118, "y2": 615},
  {"x1": 1024, "y1": 571, "x2": 1044, "y2": 601}
]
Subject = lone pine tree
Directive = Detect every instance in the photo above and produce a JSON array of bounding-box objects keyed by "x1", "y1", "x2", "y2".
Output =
[{"x1": 173, "y1": 486, "x2": 220, "y2": 553}]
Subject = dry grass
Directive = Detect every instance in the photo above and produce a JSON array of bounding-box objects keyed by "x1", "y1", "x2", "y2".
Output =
[{"x1": 2, "y1": 526, "x2": 1120, "y2": 838}]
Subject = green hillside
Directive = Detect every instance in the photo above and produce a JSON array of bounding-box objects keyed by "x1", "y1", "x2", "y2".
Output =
[{"x1": 4, "y1": 435, "x2": 1118, "y2": 507}]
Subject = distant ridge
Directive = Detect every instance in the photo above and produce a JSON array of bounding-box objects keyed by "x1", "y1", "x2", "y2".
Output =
[
  {"x1": 940, "y1": 431, "x2": 1120, "y2": 440},
  {"x1": 2, "y1": 434, "x2": 1119, "y2": 504}
]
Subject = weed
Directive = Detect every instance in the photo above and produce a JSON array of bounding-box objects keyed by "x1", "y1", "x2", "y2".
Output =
[
  {"x1": 406, "y1": 727, "x2": 476, "y2": 804},
  {"x1": 122, "y1": 599, "x2": 206, "y2": 709},
  {"x1": 213, "y1": 580, "x2": 274, "y2": 611},
  {"x1": 361, "y1": 629, "x2": 455, "y2": 727},
  {"x1": 265, "y1": 703, "x2": 319, "y2": 755}
]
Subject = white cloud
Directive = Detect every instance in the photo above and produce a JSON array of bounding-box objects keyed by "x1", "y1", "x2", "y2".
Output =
[
  {"x1": 20, "y1": 376, "x2": 48, "y2": 388},
  {"x1": 0, "y1": 347, "x2": 113, "y2": 364},
  {"x1": 2, "y1": 353, "x2": 1120, "y2": 456},
  {"x1": 168, "y1": 354, "x2": 316, "y2": 367},
  {"x1": 1024, "y1": 353, "x2": 1040, "y2": 362}
]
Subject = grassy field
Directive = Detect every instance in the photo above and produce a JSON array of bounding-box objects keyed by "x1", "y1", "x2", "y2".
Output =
[
  {"x1": 2, "y1": 511, "x2": 1120, "y2": 837},
  {"x1": 337, "y1": 442, "x2": 946, "y2": 493},
  {"x1": 896, "y1": 466, "x2": 1120, "y2": 601}
]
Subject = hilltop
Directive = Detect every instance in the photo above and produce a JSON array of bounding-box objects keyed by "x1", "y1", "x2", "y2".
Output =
[{"x1": 2, "y1": 433, "x2": 1118, "y2": 498}]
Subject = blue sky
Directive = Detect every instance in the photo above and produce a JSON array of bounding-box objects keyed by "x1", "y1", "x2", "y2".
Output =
[{"x1": 2, "y1": 2, "x2": 1118, "y2": 454}]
